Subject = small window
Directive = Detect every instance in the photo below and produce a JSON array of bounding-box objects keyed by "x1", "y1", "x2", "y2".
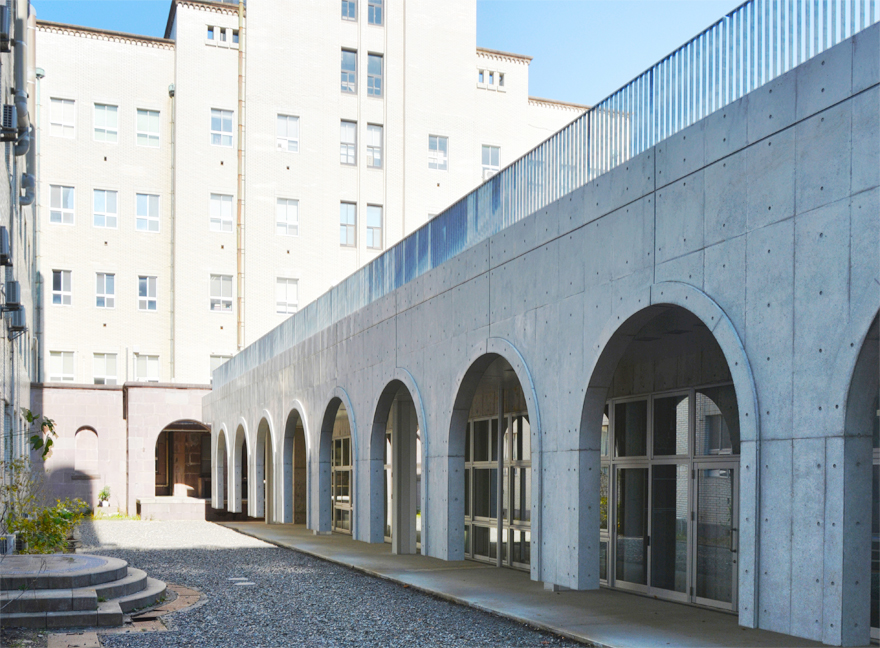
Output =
[
  {"x1": 368, "y1": 0, "x2": 383, "y2": 25},
  {"x1": 52, "y1": 270, "x2": 72, "y2": 306},
  {"x1": 93, "y1": 353, "x2": 117, "y2": 385},
  {"x1": 340, "y1": 202, "x2": 356, "y2": 247},
  {"x1": 49, "y1": 351, "x2": 74, "y2": 382},
  {"x1": 482, "y1": 144, "x2": 500, "y2": 179},
  {"x1": 135, "y1": 354, "x2": 159, "y2": 382},
  {"x1": 275, "y1": 277, "x2": 298, "y2": 315},
  {"x1": 367, "y1": 54, "x2": 383, "y2": 97},
  {"x1": 488, "y1": 71, "x2": 494, "y2": 85},
  {"x1": 207, "y1": 25, "x2": 214, "y2": 40},
  {"x1": 50, "y1": 98, "x2": 75, "y2": 138},
  {"x1": 138, "y1": 275, "x2": 157, "y2": 311},
  {"x1": 428, "y1": 135, "x2": 448, "y2": 170},
  {"x1": 276, "y1": 114, "x2": 299, "y2": 152},
  {"x1": 366, "y1": 124, "x2": 382, "y2": 169},
  {"x1": 50, "y1": 185, "x2": 75, "y2": 224},
  {"x1": 96, "y1": 272, "x2": 115, "y2": 308},
  {"x1": 210, "y1": 274, "x2": 233, "y2": 312},
  {"x1": 366, "y1": 204, "x2": 383, "y2": 250},
  {"x1": 478, "y1": 70, "x2": 484, "y2": 84},
  {"x1": 136, "y1": 193, "x2": 160, "y2": 232},
  {"x1": 209, "y1": 193, "x2": 233, "y2": 232},
  {"x1": 94, "y1": 103, "x2": 118, "y2": 143},
  {"x1": 498, "y1": 73, "x2": 505, "y2": 87},
  {"x1": 341, "y1": 49, "x2": 357, "y2": 93},
  {"x1": 211, "y1": 108, "x2": 233, "y2": 147},
  {"x1": 276, "y1": 198, "x2": 299, "y2": 236},
  {"x1": 232, "y1": 30, "x2": 239, "y2": 44},
  {"x1": 93, "y1": 189, "x2": 117, "y2": 228},
  {"x1": 210, "y1": 354, "x2": 231, "y2": 373},
  {"x1": 341, "y1": 0, "x2": 356, "y2": 20},
  {"x1": 340, "y1": 120, "x2": 357, "y2": 165},
  {"x1": 136, "y1": 109, "x2": 160, "y2": 147},
  {"x1": 219, "y1": 27, "x2": 227, "y2": 43}
]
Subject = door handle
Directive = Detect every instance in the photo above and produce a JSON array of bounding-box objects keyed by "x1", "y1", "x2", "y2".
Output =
[{"x1": 730, "y1": 527, "x2": 738, "y2": 553}]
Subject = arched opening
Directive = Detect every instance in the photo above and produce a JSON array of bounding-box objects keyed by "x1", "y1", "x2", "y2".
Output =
[
  {"x1": 370, "y1": 380, "x2": 422, "y2": 553},
  {"x1": 318, "y1": 397, "x2": 354, "y2": 534},
  {"x1": 154, "y1": 420, "x2": 212, "y2": 498},
  {"x1": 282, "y1": 409, "x2": 307, "y2": 524},
  {"x1": 582, "y1": 305, "x2": 740, "y2": 611},
  {"x1": 844, "y1": 314, "x2": 879, "y2": 640},
  {"x1": 216, "y1": 428, "x2": 228, "y2": 510},
  {"x1": 74, "y1": 427, "x2": 99, "y2": 478},
  {"x1": 232, "y1": 424, "x2": 249, "y2": 513},
  {"x1": 449, "y1": 354, "x2": 533, "y2": 570},
  {"x1": 255, "y1": 418, "x2": 275, "y2": 522}
]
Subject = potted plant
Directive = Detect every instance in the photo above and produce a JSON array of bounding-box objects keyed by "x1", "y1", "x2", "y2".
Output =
[{"x1": 98, "y1": 486, "x2": 111, "y2": 508}]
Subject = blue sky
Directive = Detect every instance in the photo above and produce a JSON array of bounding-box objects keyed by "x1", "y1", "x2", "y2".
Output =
[{"x1": 33, "y1": 0, "x2": 744, "y2": 106}]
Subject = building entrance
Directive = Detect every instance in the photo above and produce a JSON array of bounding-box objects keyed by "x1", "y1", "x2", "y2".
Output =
[
  {"x1": 601, "y1": 386, "x2": 739, "y2": 611},
  {"x1": 330, "y1": 404, "x2": 353, "y2": 533}
]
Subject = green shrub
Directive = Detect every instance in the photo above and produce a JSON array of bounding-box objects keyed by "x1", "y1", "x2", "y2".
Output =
[{"x1": 7, "y1": 498, "x2": 90, "y2": 554}]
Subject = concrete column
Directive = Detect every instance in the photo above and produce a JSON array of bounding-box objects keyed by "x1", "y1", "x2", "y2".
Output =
[{"x1": 392, "y1": 398, "x2": 417, "y2": 554}]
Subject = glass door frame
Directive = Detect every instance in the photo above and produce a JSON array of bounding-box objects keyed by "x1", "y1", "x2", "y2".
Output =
[{"x1": 871, "y1": 443, "x2": 879, "y2": 642}]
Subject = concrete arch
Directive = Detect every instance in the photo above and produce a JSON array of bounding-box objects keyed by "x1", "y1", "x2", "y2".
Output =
[
  {"x1": 317, "y1": 386, "x2": 358, "y2": 536},
  {"x1": 445, "y1": 338, "x2": 542, "y2": 578},
  {"x1": 577, "y1": 281, "x2": 760, "y2": 626},
  {"x1": 254, "y1": 415, "x2": 275, "y2": 519},
  {"x1": 213, "y1": 424, "x2": 229, "y2": 510},
  {"x1": 281, "y1": 400, "x2": 310, "y2": 525},
  {"x1": 230, "y1": 418, "x2": 250, "y2": 514},
  {"x1": 368, "y1": 369, "x2": 429, "y2": 552}
]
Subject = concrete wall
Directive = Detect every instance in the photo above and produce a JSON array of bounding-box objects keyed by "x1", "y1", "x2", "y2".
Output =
[{"x1": 205, "y1": 23, "x2": 879, "y2": 646}]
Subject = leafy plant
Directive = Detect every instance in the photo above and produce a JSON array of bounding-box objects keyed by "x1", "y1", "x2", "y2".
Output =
[
  {"x1": 6, "y1": 498, "x2": 89, "y2": 554},
  {"x1": 0, "y1": 457, "x2": 46, "y2": 535},
  {"x1": 98, "y1": 486, "x2": 110, "y2": 502},
  {"x1": 22, "y1": 409, "x2": 57, "y2": 460}
]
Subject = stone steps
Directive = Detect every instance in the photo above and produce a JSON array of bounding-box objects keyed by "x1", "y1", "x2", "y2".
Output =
[{"x1": 0, "y1": 554, "x2": 166, "y2": 629}]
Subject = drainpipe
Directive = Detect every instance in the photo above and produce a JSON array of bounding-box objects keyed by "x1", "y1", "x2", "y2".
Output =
[
  {"x1": 12, "y1": 0, "x2": 29, "y2": 156},
  {"x1": 168, "y1": 83, "x2": 176, "y2": 379},
  {"x1": 235, "y1": 0, "x2": 246, "y2": 350},
  {"x1": 33, "y1": 56, "x2": 42, "y2": 381}
]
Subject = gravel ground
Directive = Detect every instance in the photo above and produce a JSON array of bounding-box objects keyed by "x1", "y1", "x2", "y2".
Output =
[{"x1": 78, "y1": 520, "x2": 580, "y2": 648}]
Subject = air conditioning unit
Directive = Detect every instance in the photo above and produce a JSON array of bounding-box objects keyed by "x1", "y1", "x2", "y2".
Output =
[
  {"x1": 0, "y1": 104, "x2": 16, "y2": 142},
  {"x1": 5, "y1": 280, "x2": 20, "y2": 309},
  {"x1": 482, "y1": 167, "x2": 498, "y2": 181},
  {"x1": 0, "y1": 6, "x2": 9, "y2": 53},
  {"x1": 8, "y1": 306, "x2": 25, "y2": 332},
  {"x1": 0, "y1": 226, "x2": 9, "y2": 265}
]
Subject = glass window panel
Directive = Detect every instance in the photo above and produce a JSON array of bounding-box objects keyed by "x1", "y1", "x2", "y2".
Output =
[
  {"x1": 614, "y1": 400, "x2": 647, "y2": 457},
  {"x1": 615, "y1": 467, "x2": 648, "y2": 585},
  {"x1": 870, "y1": 463, "x2": 878, "y2": 630},
  {"x1": 511, "y1": 529, "x2": 530, "y2": 566},
  {"x1": 599, "y1": 465, "x2": 609, "y2": 531},
  {"x1": 599, "y1": 540, "x2": 608, "y2": 581},
  {"x1": 472, "y1": 524, "x2": 495, "y2": 561},
  {"x1": 696, "y1": 468, "x2": 735, "y2": 603},
  {"x1": 695, "y1": 386, "x2": 740, "y2": 455},
  {"x1": 651, "y1": 464, "x2": 688, "y2": 593},
  {"x1": 653, "y1": 394, "x2": 689, "y2": 456},
  {"x1": 511, "y1": 466, "x2": 530, "y2": 523},
  {"x1": 472, "y1": 468, "x2": 496, "y2": 519},
  {"x1": 464, "y1": 469, "x2": 470, "y2": 518},
  {"x1": 472, "y1": 419, "x2": 489, "y2": 462}
]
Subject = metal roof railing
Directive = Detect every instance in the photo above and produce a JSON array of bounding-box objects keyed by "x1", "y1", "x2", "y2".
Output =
[{"x1": 214, "y1": 0, "x2": 878, "y2": 388}]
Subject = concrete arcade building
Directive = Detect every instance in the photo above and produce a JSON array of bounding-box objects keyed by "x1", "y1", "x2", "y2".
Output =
[{"x1": 203, "y1": 7, "x2": 880, "y2": 648}]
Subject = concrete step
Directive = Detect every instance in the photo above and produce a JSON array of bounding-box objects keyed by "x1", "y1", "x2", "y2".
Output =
[
  {"x1": 93, "y1": 567, "x2": 148, "y2": 600},
  {"x1": 0, "y1": 554, "x2": 129, "y2": 591},
  {"x1": 115, "y1": 577, "x2": 166, "y2": 614},
  {"x1": 0, "y1": 601, "x2": 122, "y2": 629},
  {"x1": 0, "y1": 587, "x2": 96, "y2": 614}
]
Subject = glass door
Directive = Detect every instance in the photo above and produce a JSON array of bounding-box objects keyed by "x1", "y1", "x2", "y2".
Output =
[{"x1": 692, "y1": 463, "x2": 738, "y2": 611}]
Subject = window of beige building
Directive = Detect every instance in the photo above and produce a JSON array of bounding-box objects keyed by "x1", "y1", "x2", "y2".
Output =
[
  {"x1": 428, "y1": 135, "x2": 448, "y2": 170},
  {"x1": 482, "y1": 145, "x2": 500, "y2": 180},
  {"x1": 50, "y1": 98, "x2": 75, "y2": 138},
  {"x1": 50, "y1": 185, "x2": 75, "y2": 224},
  {"x1": 276, "y1": 277, "x2": 298, "y2": 315},
  {"x1": 209, "y1": 193, "x2": 233, "y2": 232},
  {"x1": 52, "y1": 270, "x2": 72, "y2": 305},
  {"x1": 276, "y1": 114, "x2": 299, "y2": 152},
  {"x1": 49, "y1": 351, "x2": 74, "y2": 382},
  {"x1": 96, "y1": 272, "x2": 115, "y2": 308},
  {"x1": 136, "y1": 193, "x2": 159, "y2": 232},
  {"x1": 211, "y1": 108, "x2": 233, "y2": 147},
  {"x1": 368, "y1": 0, "x2": 383, "y2": 25},
  {"x1": 341, "y1": 0, "x2": 356, "y2": 21},
  {"x1": 368, "y1": 54, "x2": 383, "y2": 97},
  {"x1": 340, "y1": 203, "x2": 356, "y2": 247},
  {"x1": 276, "y1": 198, "x2": 298, "y2": 236},
  {"x1": 340, "y1": 121, "x2": 357, "y2": 165},
  {"x1": 367, "y1": 124, "x2": 382, "y2": 168},
  {"x1": 210, "y1": 354, "x2": 231, "y2": 374},
  {"x1": 136, "y1": 109, "x2": 159, "y2": 147},
  {"x1": 93, "y1": 353, "x2": 117, "y2": 385},
  {"x1": 341, "y1": 49, "x2": 357, "y2": 93},
  {"x1": 210, "y1": 274, "x2": 233, "y2": 312},
  {"x1": 93, "y1": 103, "x2": 117, "y2": 143},
  {"x1": 367, "y1": 205, "x2": 383, "y2": 250},
  {"x1": 93, "y1": 189, "x2": 117, "y2": 228},
  {"x1": 134, "y1": 354, "x2": 159, "y2": 382},
  {"x1": 138, "y1": 275, "x2": 157, "y2": 311}
]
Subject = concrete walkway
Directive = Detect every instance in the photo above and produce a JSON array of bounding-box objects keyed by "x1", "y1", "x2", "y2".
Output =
[{"x1": 219, "y1": 521, "x2": 827, "y2": 648}]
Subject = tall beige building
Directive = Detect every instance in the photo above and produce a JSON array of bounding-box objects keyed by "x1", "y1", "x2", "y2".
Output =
[{"x1": 35, "y1": 0, "x2": 583, "y2": 387}]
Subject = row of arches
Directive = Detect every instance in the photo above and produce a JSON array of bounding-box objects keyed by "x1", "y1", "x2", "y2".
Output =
[{"x1": 212, "y1": 301, "x2": 879, "y2": 632}]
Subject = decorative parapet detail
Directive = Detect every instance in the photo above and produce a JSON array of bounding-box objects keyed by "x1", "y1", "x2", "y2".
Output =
[
  {"x1": 36, "y1": 20, "x2": 175, "y2": 49},
  {"x1": 528, "y1": 96, "x2": 590, "y2": 113},
  {"x1": 476, "y1": 47, "x2": 531, "y2": 65}
]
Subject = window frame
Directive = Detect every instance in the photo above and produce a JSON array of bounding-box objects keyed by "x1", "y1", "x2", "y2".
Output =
[
  {"x1": 95, "y1": 272, "x2": 115, "y2": 309},
  {"x1": 276, "y1": 114, "x2": 300, "y2": 153},
  {"x1": 93, "y1": 353, "x2": 118, "y2": 385},
  {"x1": 276, "y1": 197, "x2": 299, "y2": 237},
  {"x1": 428, "y1": 135, "x2": 448, "y2": 171},
  {"x1": 93, "y1": 103, "x2": 118, "y2": 143},
  {"x1": 366, "y1": 124, "x2": 383, "y2": 169},
  {"x1": 275, "y1": 277, "x2": 298, "y2": 315},
  {"x1": 210, "y1": 108, "x2": 234, "y2": 147},
  {"x1": 135, "y1": 193, "x2": 160, "y2": 233},
  {"x1": 93, "y1": 188, "x2": 118, "y2": 229},
  {"x1": 340, "y1": 120, "x2": 357, "y2": 166},
  {"x1": 134, "y1": 354, "x2": 160, "y2": 383},
  {"x1": 51, "y1": 269, "x2": 72, "y2": 306},
  {"x1": 341, "y1": 0, "x2": 357, "y2": 20},
  {"x1": 49, "y1": 185, "x2": 75, "y2": 225},
  {"x1": 209, "y1": 274, "x2": 233, "y2": 313},
  {"x1": 368, "y1": 0, "x2": 383, "y2": 25},
  {"x1": 136, "y1": 108, "x2": 160, "y2": 148},
  {"x1": 366, "y1": 204, "x2": 383, "y2": 250},
  {"x1": 367, "y1": 53, "x2": 383, "y2": 97},
  {"x1": 49, "y1": 97, "x2": 75, "y2": 138},
  {"x1": 138, "y1": 275, "x2": 158, "y2": 312},
  {"x1": 481, "y1": 144, "x2": 501, "y2": 180},
  {"x1": 48, "y1": 351, "x2": 75, "y2": 382},
  {"x1": 209, "y1": 193, "x2": 234, "y2": 233},
  {"x1": 341, "y1": 49, "x2": 357, "y2": 94},
  {"x1": 340, "y1": 202, "x2": 356, "y2": 247}
]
